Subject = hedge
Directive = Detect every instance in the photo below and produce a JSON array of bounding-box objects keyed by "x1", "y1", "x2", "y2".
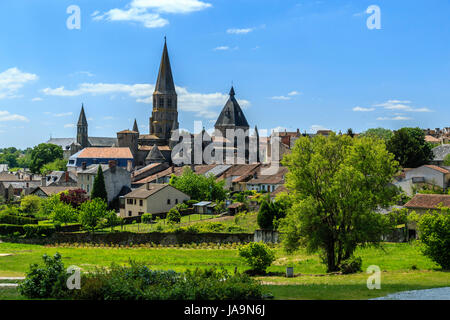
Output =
[
  {"x1": 0, "y1": 224, "x2": 25, "y2": 235},
  {"x1": 0, "y1": 214, "x2": 38, "y2": 226},
  {"x1": 0, "y1": 224, "x2": 56, "y2": 238}
]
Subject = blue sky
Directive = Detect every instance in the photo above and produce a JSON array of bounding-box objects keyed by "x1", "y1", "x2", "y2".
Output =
[{"x1": 0, "y1": 0, "x2": 450, "y2": 149}]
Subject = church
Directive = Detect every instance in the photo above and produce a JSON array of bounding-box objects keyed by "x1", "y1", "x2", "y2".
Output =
[{"x1": 49, "y1": 39, "x2": 259, "y2": 169}]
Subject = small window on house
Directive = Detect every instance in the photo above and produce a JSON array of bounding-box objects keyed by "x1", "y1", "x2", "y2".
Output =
[
  {"x1": 167, "y1": 199, "x2": 171, "y2": 205},
  {"x1": 138, "y1": 212, "x2": 144, "y2": 216},
  {"x1": 87, "y1": 185, "x2": 90, "y2": 193},
  {"x1": 127, "y1": 199, "x2": 133, "y2": 205},
  {"x1": 175, "y1": 199, "x2": 178, "y2": 204},
  {"x1": 134, "y1": 199, "x2": 136, "y2": 205},
  {"x1": 128, "y1": 211, "x2": 132, "y2": 217},
  {"x1": 139, "y1": 200, "x2": 143, "y2": 206}
]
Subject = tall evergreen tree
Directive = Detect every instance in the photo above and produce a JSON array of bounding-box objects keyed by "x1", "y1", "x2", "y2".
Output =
[{"x1": 91, "y1": 166, "x2": 108, "y2": 202}]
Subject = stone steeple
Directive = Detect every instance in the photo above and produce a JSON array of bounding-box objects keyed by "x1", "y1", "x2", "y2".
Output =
[
  {"x1": 133, "y1": 119, "x2": 139, "y2": 134},
  {"x1": 150, "y1": 38, "x2": 178, "y2": 141},
  {"x1": 77, "y1": 104, "x2": 89, "y2": 148},
  {"x1": 214, "y1": 86, "x2": 249, "y2": 136}
]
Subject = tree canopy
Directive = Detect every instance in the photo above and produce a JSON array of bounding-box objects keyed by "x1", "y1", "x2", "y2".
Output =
[
  {"x1": 169, "y1": 167, "x2": 227, "y2": 202},
  {"x1": 280, "y1": 133, "x2": 399, "y2": 272},
  {"x1": 91, "y1": 166, "x2": 108, "y2": 203},
  {"x1": 29, "y1": 143, "x2": 64, "y2": 174},
  {"x1": 359, "y1": 128, "x2": 393, "y2": 142},
  {"x1": 387, "y1": 127, "x2": 433, "y2": 168}
]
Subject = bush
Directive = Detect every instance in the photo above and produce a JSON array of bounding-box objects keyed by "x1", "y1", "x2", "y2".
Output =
[
  {"x1": 339, "y1": 256, "x2": 363, "y2": 274},
  {"x1": 0, "y1": 214, "x2": 38, "y2": 225},
  {"x1": 0, "y1": 224, "x2": 25, "y2": 236},
  {"x1": 257, "y1": 200, "x2": 274, "y2": 230},
  {"x1": 167, "y1": 208, "x2": 181, "y2": 224},
  {"x1": 142, "y1": 213, "x2": 152, "y2": 224},
  {"x1": 20, "y1": 195, "x2": 42, "y2": 214},
  {"x1": 18, "y1": 253, "x2": 70, "y2": 299},
  {"x1": 23, "y1": 224, "x2": 56, "y2": 238},
  {"x1": 418, "y1": 209, "x2": 450, "y2": 269},
  {"x1": 238, "y1": 242, "x2": 275, "y2": 275}
]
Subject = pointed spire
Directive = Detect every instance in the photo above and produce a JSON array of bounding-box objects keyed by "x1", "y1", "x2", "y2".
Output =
[
  {"x1": 133, "y1": 119, "x2": 139, "y2": 133},
  {"x1": 77, "y1": 104, "x2": 87, "y2": 126},
  {"x1": 229, "y1": 86, "x2": 235, "y2": 97},
  {"x1": 146, "y1": 144, "x2": 165, "y2": 163},
  {"x1": 155, "y1": 38, "x2": 176, "y2": 94}
]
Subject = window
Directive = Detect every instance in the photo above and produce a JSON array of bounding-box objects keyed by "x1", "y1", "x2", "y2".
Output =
[
  {"x1": 167, "y1": 97, "x2": 172, "y2": 107},
  {"x1": 159, "y1": 97, "x2": 164, "y2": 107},
  {"x1": 128, "y1": 211, "x2": 132, "y2": 217},
  {"x1": 139, "y1": 212, "x2": 144, "y2": 216},
  {"x1": 134, "y1": 199, "x2": 137, "y2": 205},
  {"x1": 87, "y1": 185, "x2": 90, "y2": 193},
  {"x1": 175, "y1": 199, "x2": 178, "y2": 204},
  {"x1": 139, "y1": 200, "x2": 143, "y2": 206},
  {"x1": 127, "y1": 199, "x2": 133, "y2": 205},
  {"x1": 167, "y1": 199, "x2": 171, "y2": 205}
]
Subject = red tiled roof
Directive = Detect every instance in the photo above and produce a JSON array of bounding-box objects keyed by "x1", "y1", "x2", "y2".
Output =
[
  {"x1": 404, "y1": 194, "x2": 450, "y2": 210},
  {"x1": 424, "y1": 165, "x2": 450, "y2": 174},
  {"x1": 78, "y1": 147, "x2": 133, "y2": 159}
]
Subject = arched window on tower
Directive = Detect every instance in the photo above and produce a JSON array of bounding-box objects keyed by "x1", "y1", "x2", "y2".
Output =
[
  {"x1": 167, "y1": 97, "x2": 172, "y2": 108},
  {"x1": 159, "y1": 97, "x2": 164, "y2": 108}
]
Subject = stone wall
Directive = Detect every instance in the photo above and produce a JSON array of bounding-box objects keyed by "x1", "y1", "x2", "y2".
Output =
[{"x1": 7, "y1": 231, "x2": 254, "y2": 246}]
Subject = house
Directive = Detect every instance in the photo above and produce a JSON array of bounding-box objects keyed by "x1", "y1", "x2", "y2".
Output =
[
  {"x1": 120, "y1": 183, "x2": 189, "y2": 218},
  {"x1": 431, "y1": 144, "x2": 450, "y2": 166},
  {"x1": 404, "y1": 194, "x2": 450, "y2": 214},
  {"x1": 77, "y1": 161, "x2": 131, "y2": 204},
  {"x1": 404, "y1": 165, "x2": 450, "y2": 191},
  {"x1": 246, "y1": 166, "x2": 288, "y2": 193},
  {"x1": 193, "y1": 201, "x2": 217, "y2": 215},
  {"x1": 227, "y1": 202, "x2": 245, "y2": 215},
  {"x1": 41, "y1": 171, "x2": 77, "y2": 187},
  {"x1": 67, "y1": 147, "x2": 134, "y2": 172},
  {"x1": 31, "y1": 186, "x2": 80, "y2": 198},
  {"x1": 425, "y1": 135, "x2": 441, "y2": 145},
  {"x1": 0, "y1": 172, "x2": 42, "y2": 201}
]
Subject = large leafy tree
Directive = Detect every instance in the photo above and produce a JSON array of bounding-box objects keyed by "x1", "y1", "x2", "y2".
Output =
[
  {"x1": 29, "y1": 143, "x2": 64, "y2": 174},
  {"x1": 51, "y1": 202, "x2": 78, "y2": 226},
  {"x1": 359, "y1": 128, "x2": 393, "y2": 142},
  {"x1": 40, "y1": 158, "x2": 68, "y2": 175},
  {"x1": 387, "y1": 127, "x2": 433, "y2": 168},
  {"x1": 78, "y1": 198, "x2": 109, "y2": 233},
  {"x1": 281, "y1": 133, "x2": 398, "y2": 272},
  {"x1": 60, "y1": 189, "x2": 89, "y2": 208},
  {"x1": 91, "y1": 166, "x2": 108, "y2": 203},
  {"x1": 169, "y1": 167, "x2": 227, "y2": 201}
]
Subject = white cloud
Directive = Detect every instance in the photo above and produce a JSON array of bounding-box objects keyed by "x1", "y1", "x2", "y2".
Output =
[
  {"x1": 31, "y1": 97, "x2": 43, "y2": 102},
  {"x1": 227, "y1": 28, "x2": 254, "y2": 34},
  {"x1": 270, "y1": 91, "x2": 302, "y2": 100},
  {"x1": 0, "y1": 68, "x2": 38, "y2": 99},
  {"x1": 0, "y1": 110, "x2": 29, "y2": 122},
  {"x1": 54, "y1": 112, "x2": 73, "y2": 117},
  {"x1": 270, "y1": 96, "x2": 291, "y2": 101},
  {"x1": 353, "y1": 106, "x2": 375, "y2": 112},
  {"x1": 93, "y1": 0, "x2": 211, "y2": 28},
  {"x1": 42, "y1": 82, "x2": 250, "y2": 119},
  {"x1": 288, "y1": 91, "x2": 301, "y2": 96},
  {"x1": 310, "y1": 125, "x2": 329, "y2": 133},
  {"x1": 377, "y1": 116, "x2": 413, "y2": 121},
  {"x1": 64, "y1": 124, "x2": 75, "y2": 128},
  {"x1": 374, "y1": 100, "x2": 432, "y2": 112}
]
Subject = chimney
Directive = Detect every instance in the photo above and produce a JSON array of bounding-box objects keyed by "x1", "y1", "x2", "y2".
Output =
[
  {"x1": 146, "y1": 182, "x2": 151, "y2": 190},
  {"x1": 82, "y1": 162, "x2": 87, "y2": 170},
  {"x1": 41, "y1": 176, "x2": 46, "y2": 187},
  {"x1": 127, "y1": 160, "x2": 133, "y2": 172},
  {"x1": 109, "y1": 160, "x2": 117, "y2": 173},
  {"x1": 65, "y1": 171, "x2": 69, "y2": 183}
]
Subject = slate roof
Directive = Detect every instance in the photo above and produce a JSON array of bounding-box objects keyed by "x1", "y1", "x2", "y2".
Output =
[
  {"x1": 423, "y1": 165, "x2": 450, "y2": 174},
  {"x1": 146, "y1": 145, "x2": 166, "y2": 162},
  {"x1": 215, "y1": 87, "x2": 249, "y2": 129},
  {"x1": 404, "y1": 194, "x2": 450, "y2": 210},
  {"x1": 47, "y1": 138, "x2": 76, "y2": 150},
  {"x1": 432, "y1": 144, "x2": 450, "y2": 162},
  {"x1": 154, "y1": 39, "x2": 176, "y2": 94},
  {"x1": 78, "y1": 105, "x2": 88, "y2": 126},
  {"x1": 88, "y1": 137, "x2": 118, "y2": 147},
  {"x1": 125, "y1": 184, "x2": 174, "y2": 199}
]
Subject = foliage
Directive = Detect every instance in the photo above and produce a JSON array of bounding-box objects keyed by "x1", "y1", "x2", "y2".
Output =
[
  {"x1": 169, "y1": 167, "x2": 227, "y2": 201},
  {"x1": 18, "y1": 253, "x2": 69, "y2": 299},
  {"x1": 40, "y1": 158, "x2": 67, "y2": 175},
  {"x1": 60, "y1": 189, "x2": 89, "y2": 208},
  {"x1": 141, "y1": 213, "x2": 152, "y2": 224},
  {"x1": 78, "y1": 198, "x2": 109, "y2": 233},
  {"x1": 238, "y1": 242, "x2": 275, "y2": 274},
  {"x1": 360, "y1": 128, "x2": 393, "y2": 142},
  {"x1": 417, "y1": 184, "x2": 446, "y2": 195},
  {"x1": 0, "y1": 214, "x2": 38, "y2": 225},
  {"x1": 280, "y1": 133, "x2": 399, "y2": 272},
  {"x1": 387, "y1": 127, "x2": 433, "y2": 168},
  {"x1": 339, "y1": 256, "x2": 362, "y2": 274},
  {"x1": 20, "y1": 195, "x2": 42, "y2": 214},
  {"x1": 257, "y1": 195, "x2": 290, "y2": 230},
  {"x1": 74, "y1": 261, "x2": 264, "y2": 300},
  {"x1": 167, "y1": 208, "x2": 181, "y2": 224},
  {"x1": 418, "y1": 207, "x2": 450, "y2": 269},
  {"x1": 91, "y1": 166, "x2": 108, "y2": 202},
  {"x1": 0, "y1": 147, "x2": 32, "y2": 168},
  {"x1": 51, "y1": 202, "x2": 78, "y2": 225},
  {"x1": 23, "y1": 224, "x2": 57, "y2": 238},
  {"x1": 257, "y1": 200, "x2": 273, "y2": 229},
  {"x1": 38, "y1": 194, "x2": 61, "y2": 219},
  {"x1": 444, "y1": 154, "x2": 450, "y2": 166},
  {"x1": 105, "y1": 211, "x2": 120, "y2": 231},
  {"x1": 0, "y1": 224, "x2": 26, "y2": 236},
  {"x1": 29, "y1": 143, "x2": 64, "y2": 174}
]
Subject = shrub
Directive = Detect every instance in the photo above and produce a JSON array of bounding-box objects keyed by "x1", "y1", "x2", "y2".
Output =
[
  {"x1": 257, "y1": 200, "x2": 274, "y2": 230},
  {"x1": 142, "y1": 213, "x2": 152, "y2": 224},
  {"x1": 18, "y1": 253, "x2": 70, "y2": 299},
  {"x1": 238, "y1": 242, "x2": 275, "y2": 275},
  {"x1": 60, "y1": 189, "x2": 89, "y2": 208},
  {"x1": 418, "y1": 209, "x2": 450, "y2": 269},
  {"x1": 0, "y1": 214, "x2": 38, "y2": 225},
  {"x1": 20, "y1": 195, "x2": 42, "y2": 214},
  {"x1": 167, "y1": 208, "x2": 181, "y2": 224},
  {"x1": 23, "y1": 225, "x2": 56, "y2": 238},
  {"x1": 339, "y1": 256, "x2": 363, "y2": 274},
  {"x1": 0, "y1": 224, "x2": 25, "y2": 236}
]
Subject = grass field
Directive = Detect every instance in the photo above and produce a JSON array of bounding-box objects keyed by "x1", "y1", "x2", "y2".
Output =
[{"x1": 0, "y1": 241, "x2": 448, "y2": 300}]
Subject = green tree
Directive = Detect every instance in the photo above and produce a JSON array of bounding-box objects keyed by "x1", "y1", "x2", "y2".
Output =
[
  {"x1": 78, "y1": 198, "x2": 109, "y2": 233},
  {"x1": 20, "y1": 195, "x2": 42, "y2": 214},
  {"x1": 418, "y1": 206, "x2": 450, "y2": 270},
  {"x1": 166, "y1": 208, "x2": 181, "y2": 224},
  {"x1": 38, "y1": 194, "x2": 62, "y2": 219},
  {"x1": 29, "y1": 143, "x2": 64, "y2": 174},
  {"x1": 238, "y1": 242, "x2": 275, "y2": 275},
  {"x1": 387, "y1": 127, "x2": 433, "y2": 168},
  {"x1": 51, "y1": 202, "x2": 78, "y2": 226},
  {"x1": 360, "y1": 128, "x2": 393, "y2": 142},
  {"x1": 443, "y1": 154, "x2": 450, "y2": 166},
  {"x1": 91, "y1": 166, "x2": 108, "y2": 202},
  {"x1": 257, "y1": 199, "x2": 274, "y2": 230},
  {"x1": 40, "y1": 158, "x2": 68, "y2": 175},
  {"x1": 280, "y1": 133, "x2": 398, "y2": 272},
  {"x1": 105, "y1": 211, "x2": 120, "y2": 232}
]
